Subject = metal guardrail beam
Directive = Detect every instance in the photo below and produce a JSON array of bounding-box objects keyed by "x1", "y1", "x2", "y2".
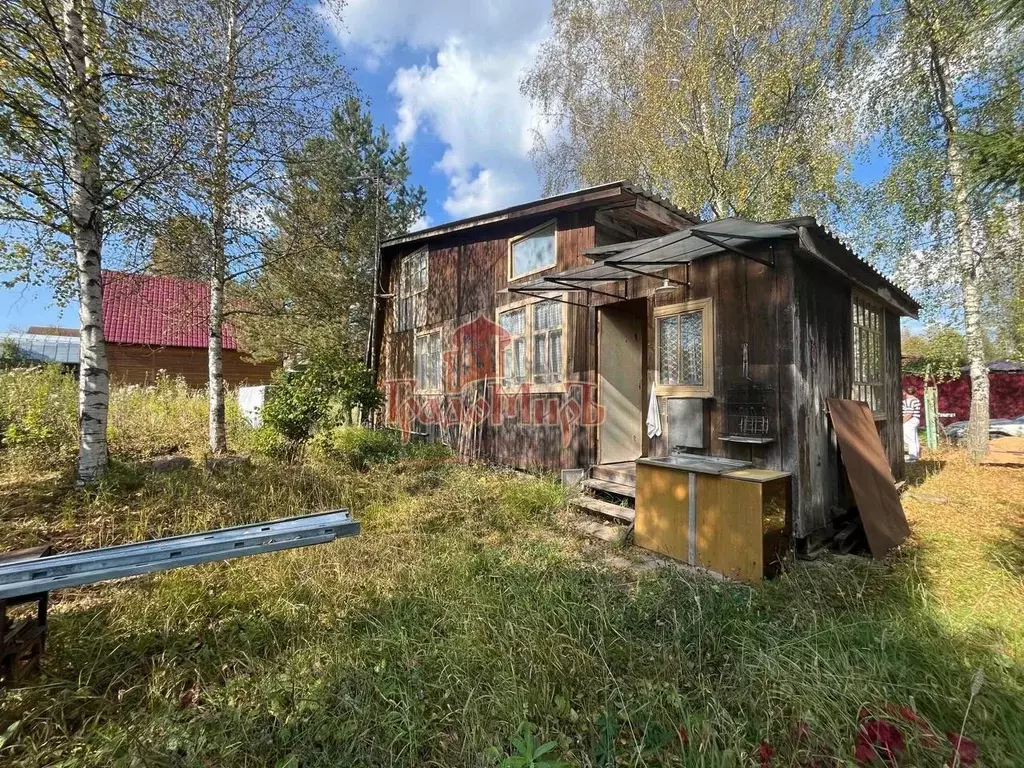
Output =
[{"x1": 0, "y1": 510, "x2": 358, "y2": 600}]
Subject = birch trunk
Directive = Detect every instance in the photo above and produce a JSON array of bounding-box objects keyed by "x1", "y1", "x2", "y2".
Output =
[
  {"x1": 65, "y1": 0, "x2": 109, "y2": 484},
  {"x1": 927, "y1": 26, "x2": 989, "y2": 459},
  {"x1": 207, "y1": 5, "x2": 237, "y2": 456}
]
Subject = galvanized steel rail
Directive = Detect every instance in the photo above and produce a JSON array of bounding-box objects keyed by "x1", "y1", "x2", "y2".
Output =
[{"x1": 0, "y1": 510, "x2": 359, "y2": 600}]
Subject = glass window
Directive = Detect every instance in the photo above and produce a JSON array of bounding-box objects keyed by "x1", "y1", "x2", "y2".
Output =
[
  {"x1": 497, "y1": 300, "x2": 564, "y2": 388},
  {"x1": 654, "y1": 299, "x2": 713, "y2": 396},
  {"x1": 415, "y1": 330, "x2": 441, "y2": 391},
  {"x1": 532, "y1": 301, "x2": 563, "y2": 385},
  {"x1": 852, "y1": 295, "x2": 885, "y2": 413},
  {"x1": 396, "y1": 249, "x2": 428, "y2": 331},
  {"x1": 658, "y1": 310, "x2": 704, "y2": 386},
  {"x1": 499, "y1": 308, "x2": 527, "y2": 387},
  {"x1": 510, "y1": 222, "x2": 556, "y2": 279}
]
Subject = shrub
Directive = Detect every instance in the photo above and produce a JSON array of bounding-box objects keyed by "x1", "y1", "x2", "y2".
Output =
[
  {"x1": 239, "y1": 424, "x2": 291, "y2": 459},
  {"x1": 312, "y1": 426, "x2": 449, "y2": 470},
  {"x1": 0, "y1": 365, "x2": 78, "y2": 466},
  {"x1": 262, "y1": 359, "x2": 382, "y2": 441}
]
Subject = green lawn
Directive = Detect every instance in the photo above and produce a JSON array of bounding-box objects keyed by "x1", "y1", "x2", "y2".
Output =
[{"x1": 0, "y1": 376, "x2": 1021, "y2": 766}]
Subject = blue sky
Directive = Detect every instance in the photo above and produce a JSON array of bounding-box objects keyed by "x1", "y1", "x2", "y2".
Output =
[{"x1": 0, "y1": 0, "x2": 896, "y2": 332}]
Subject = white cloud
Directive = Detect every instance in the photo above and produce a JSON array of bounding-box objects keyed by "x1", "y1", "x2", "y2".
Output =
[
  {"x1": 409, "y1": 213, "x2": 432, "y2": 232},
  {"x1": 331, "y1": 0, "x2": 554, "y2": 219}
]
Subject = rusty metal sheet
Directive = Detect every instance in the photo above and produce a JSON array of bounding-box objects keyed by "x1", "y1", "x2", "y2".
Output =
[{"x1": 827, "y1": 399, "x2": 909, "y2": 557}]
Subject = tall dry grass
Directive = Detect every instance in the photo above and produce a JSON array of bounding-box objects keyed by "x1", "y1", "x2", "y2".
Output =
[{"x1": 0, "y1": 367, "x2": 1021, "y2": 766}]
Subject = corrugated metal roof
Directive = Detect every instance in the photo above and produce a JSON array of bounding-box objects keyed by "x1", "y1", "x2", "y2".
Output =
[
  {"x1": 102, "y1": 271, "x2": 239, "y2": 349},
  {"x1": 1, "y1": 332, "x2": 80, "y2": 365}
]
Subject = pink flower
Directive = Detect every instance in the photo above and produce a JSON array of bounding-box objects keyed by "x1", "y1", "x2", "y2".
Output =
[{"x1": 757, "y1": 740, "x2": 776, "y2": 767}]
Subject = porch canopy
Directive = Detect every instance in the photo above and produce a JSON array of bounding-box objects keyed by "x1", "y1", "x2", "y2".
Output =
[{"x1": 509, "y1": 217, "x2": 797, "y2": 302}]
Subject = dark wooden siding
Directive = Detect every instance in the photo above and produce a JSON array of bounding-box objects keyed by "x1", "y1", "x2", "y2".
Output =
[{"x1": 379, "y1": 209, "x2": 600, "y2": 472}]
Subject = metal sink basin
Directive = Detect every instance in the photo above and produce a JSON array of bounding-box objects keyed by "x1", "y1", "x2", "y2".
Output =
[{"x1": 636, "y1": 454, "x2": 752, "y2": 475}]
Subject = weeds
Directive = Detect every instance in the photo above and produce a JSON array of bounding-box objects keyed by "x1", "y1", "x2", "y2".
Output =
[{"x1": 0, "y1": 374, "x2": 1021, "y2": 766}]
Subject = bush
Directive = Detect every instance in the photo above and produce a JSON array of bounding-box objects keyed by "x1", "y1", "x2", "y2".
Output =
[
  {"x1": 312, "y1": 426, "x2": 449, "y2": 470},
  {"x1": 238, "y1": 424, "x2": 291, "y2": 459},
  {"x1": 262, "y1": 359, "x2": 383, "y2": 441},
  {"x1": 0, "y1": 365, "x2": 78, "y2": 466}
]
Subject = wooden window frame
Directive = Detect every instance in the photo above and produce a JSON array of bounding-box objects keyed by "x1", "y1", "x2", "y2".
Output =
[
  {"x1": 653, "y1": 298, "x2": 714, "y2": 398},
  {"x1": 413, "y1": 326, "x2": 443, "y2": 394},
  {"x1": 495, "y1": 294, "x2": 569, "y2": 394},
  {"x1": 507, "y1": 219, "x2": 558, "y2": 282},
  {"x1": 851, "y1": 292, "x2": 886, "y2": 417},
  {"x1": 395, "y1": 247, "x2": 429, "y2": 332}
]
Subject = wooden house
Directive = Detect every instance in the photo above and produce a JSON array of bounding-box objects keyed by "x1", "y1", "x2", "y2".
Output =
[
  {"x1": 101, "y1": 271, "x2": 276, "y2": 387},
  {"x1": 370, "y1": 182, "x2": 919, "y2": 546}
]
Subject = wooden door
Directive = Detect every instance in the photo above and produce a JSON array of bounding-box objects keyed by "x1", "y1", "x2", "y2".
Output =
[{"x1": 598, "y1": 302, "x2": 645, "y2": 464}]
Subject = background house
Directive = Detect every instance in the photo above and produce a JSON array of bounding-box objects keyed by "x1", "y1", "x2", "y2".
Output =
[
  {"x1": 102, "y1": 271, "x2": 276, "y2": 387},
  {"x1": 3, "y1": 273, "x2": 276, "y2": 387}
]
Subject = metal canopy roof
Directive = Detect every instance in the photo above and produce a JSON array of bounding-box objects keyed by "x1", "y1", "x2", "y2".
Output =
[{"x1": 511, "y1": 218, "x2": 796, "y2": 299}]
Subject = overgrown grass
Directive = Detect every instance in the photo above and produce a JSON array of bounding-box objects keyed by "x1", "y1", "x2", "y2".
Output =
[{"x1": 0, "y1": 369, "x2": 1022, "y2": 766}]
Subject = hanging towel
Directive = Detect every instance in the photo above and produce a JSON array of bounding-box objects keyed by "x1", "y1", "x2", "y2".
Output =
[{"x1": 646, "y1": 387, "x2": 662, "y2": 439}]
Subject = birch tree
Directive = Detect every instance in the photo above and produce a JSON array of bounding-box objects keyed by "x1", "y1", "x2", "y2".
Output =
[
  {"x1": 0, "y1": 0, "x2": 183, "y2": 482},
  {"x1": 523, "y1": 0, "x2": 869, "y2": 220},
  {"x1": 162, "y1": 0, "x2": 349, "y2": 455},
  {"x1": 858, "y1": 0, "x2": 1024, "y2": 459}
]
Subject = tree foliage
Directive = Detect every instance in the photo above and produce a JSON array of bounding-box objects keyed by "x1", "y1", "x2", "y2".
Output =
[
  {"x1": 523, "y1": 0, "x2": 869, "y2": 219},
  {"x1": 902, "y1": 325, "x2": 968, "y2": 379},
  {"x1": 236, "y1": 97, "x2": 426, "y2": 364}
]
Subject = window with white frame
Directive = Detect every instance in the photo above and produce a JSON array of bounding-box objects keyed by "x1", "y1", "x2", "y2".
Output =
[
  {"x1": 654, "y1": 298, "x2": 714, "y2": 397},
  {"x1": 509, "y1": 220, "x2": 557, "y2": 280},
  {"x1": 499, "y1": 307, "x2": 528, "y2": 387},
  {"x1": 532, "y1": 301, "x2": 563, "y2": 385},
  {"x1": 497, "y1": 299, "x2": 565, "y2": 388},
  {"x1": 852, "y1": 295, "x2": 885, "y2": 413},
  {"x1": 396, "y1": 248, "x2": 428, "y2": 332},
  {"x1": 414, "y1": 329, "x2": 441, "y2": 392}
]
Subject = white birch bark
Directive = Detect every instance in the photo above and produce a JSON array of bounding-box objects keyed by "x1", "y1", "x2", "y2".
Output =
[
  {"x1": 65, "y1": 0, "x2": 110, "y2": 483},
  {"x1": 928, "y1": 28, "x2": 990, "y2": 459},
  {"x1": 207, "y1": 5, "x2": 237, "y2": 455}
]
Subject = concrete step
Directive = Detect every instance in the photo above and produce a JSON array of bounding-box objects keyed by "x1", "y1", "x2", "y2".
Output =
[
  {"x1": 582, "y1": 478, "x2": 636, "y2": 500},
  {"x1": 590, "y1": 463, "x2": 636, "y2": 486},
  {"x1": 569, "y1": 516, "x2": 631, "y2": 544},
  {"x1": 571, "y1": 496, "x2": 635, "y2": 524}
]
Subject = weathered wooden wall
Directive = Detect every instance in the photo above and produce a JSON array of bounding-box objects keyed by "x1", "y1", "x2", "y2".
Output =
[
  {"x1": 107, "y1": 344, "x2": 277, "y2": 388},
  {"x1": 379, "y1": 209, "x2": 599, "y2": 471}
]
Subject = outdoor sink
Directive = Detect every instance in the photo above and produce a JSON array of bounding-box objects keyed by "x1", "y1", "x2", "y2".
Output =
[{"x1": 636, "y1": 454, "x2": 752, "y2": 475}]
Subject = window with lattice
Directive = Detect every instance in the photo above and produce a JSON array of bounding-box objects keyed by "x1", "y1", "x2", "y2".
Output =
[
  {"x1": 852, "y1": 295, "x2": 885, "y2": 414},
  {"x1": 654, "y1": 298, "x2": 714, "y2": 397},
  {"x1": 396, "y1": 248, "x2": 428, "y2": 332}
]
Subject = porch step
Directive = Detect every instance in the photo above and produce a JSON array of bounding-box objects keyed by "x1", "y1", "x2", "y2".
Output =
[
  {"x1": 582, "y1": 478, "x2": 636, "y2": 499},
  {"x1": 570, "y1": 496, "x2": 635, "y2": 524},
  {"x1": 590, "y1": 462, "x2": 636, "y2": 487}
]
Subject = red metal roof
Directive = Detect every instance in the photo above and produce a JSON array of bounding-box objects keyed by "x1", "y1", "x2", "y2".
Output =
[{"x1": 102, "y1": 270, "x2": 238, "y2": 349}]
